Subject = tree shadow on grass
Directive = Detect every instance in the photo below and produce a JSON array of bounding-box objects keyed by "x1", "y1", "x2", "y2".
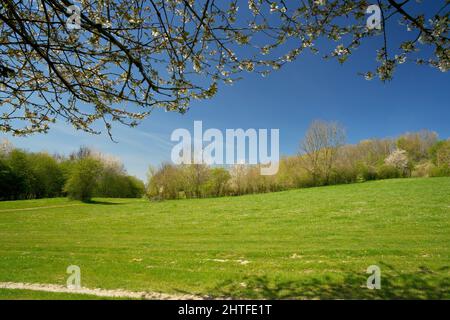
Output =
[
  {"x1": 210, "y1": 264, "x2": 450, "y2": 299},
  {"x1": 82, "y1": 200, "x2": 127, "y2": 205}
]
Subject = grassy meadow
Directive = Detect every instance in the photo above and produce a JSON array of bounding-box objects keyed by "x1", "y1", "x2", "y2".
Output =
[{"x1": 0, "y1": 177, "x2": 449, "y2": 299}]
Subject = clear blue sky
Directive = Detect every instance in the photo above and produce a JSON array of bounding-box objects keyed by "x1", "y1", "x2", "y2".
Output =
[{"x1": 3, "y1": 4, "x2": 450, "y2": 181}]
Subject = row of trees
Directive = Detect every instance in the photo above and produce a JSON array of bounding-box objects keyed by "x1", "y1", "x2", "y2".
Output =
[
  {"x1": 146, "y1": 121, "x2": 450, "y2": 200},
  {"x1": 2, "y1": 121, "x2": 449, "y2": 202},
  {"x1": 0, "y1": 142, "x2": 144, "y2": 201},
  {"x1": 147, "y1": 164, "x2": 231, "y2": 200}
]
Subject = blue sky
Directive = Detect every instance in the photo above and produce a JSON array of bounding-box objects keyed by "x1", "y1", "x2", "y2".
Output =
[
  {"x1": 4, "y1": 52, "x2": 449, "y2": 181},
  {"x1": 2, "y1": 3, "x2": 450, "y2": 181}
]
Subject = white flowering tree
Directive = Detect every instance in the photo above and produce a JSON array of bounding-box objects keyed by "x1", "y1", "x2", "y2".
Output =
[
  {"x1": 0, "y1": 138, "x2": 13, "y2": 155},
  {"x1": 385, "y1": 148, "x2": 409, "y2": 173},
  {"x1": 0, "y1": 0, "x2": 448, "y2": 136}
]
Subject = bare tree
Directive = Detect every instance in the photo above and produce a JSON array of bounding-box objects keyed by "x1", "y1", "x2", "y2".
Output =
[
  {"x1": 300, "y1": 120, "x2": 346, "y2": 184},
  {"x1": 184, "y1": 163, "x2": 209, "y2": 198},
  {"x1": 397, "y1": 130, "x2": 438, "y2": 162},
  {"x1": 229, "y1": 163, "x2": 248, "y2": 195},
  {"x1": 0, "y1": 0, "x2": 448, "y2": 136}
]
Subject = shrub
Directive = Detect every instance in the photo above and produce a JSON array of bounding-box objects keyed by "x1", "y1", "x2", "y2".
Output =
[
  {"x1": 432, "y1": 141, "x2": 450, "y2": 167},
  {"x1": 294, "y1": 170, "x2": 316, "y2": 188},
  {"x1": 358, "y1": 164, "x2": 378, "y2": 181},
  {"x1": 29, "y1": 153, "x2": 65, "y2": 198},
  {"x1": 203, "y1": 167, "x2": 231, "y2": 197},
  {"x1": 124, "y1": 176, "x2": 145, "y2": 198},
  {"x1": 377, "y1": 164, "x2": 402, "y2": 179},
  {"x1": 146, "y1": 163, "x2": 184, "y2": 200},
  {"x1": 329, "y1": 167, "x2": 358, "y2": 185},
  {"x1": 64, "y1": 157, "x2": 102, "y2": 201},
  {"x1": 95, "y1": 170, "x2": 144, "y2": 198},
  {"x1": 0, "y1": 159, "x2": 19, "y2": 200},
  {"x1": 7, "y1": 149, "x2": 36, "y2": 199},
  {"x1": 411, "y1": 162, "x2": 433, "y2": 178},
  {"x1": 429, "y1": 165, "x2": 450, "y2": 177}
]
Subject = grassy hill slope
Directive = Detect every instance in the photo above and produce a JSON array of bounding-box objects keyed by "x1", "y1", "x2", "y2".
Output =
[{"x1": 0, "y1": 177, "x2": 449, "y2": 299}]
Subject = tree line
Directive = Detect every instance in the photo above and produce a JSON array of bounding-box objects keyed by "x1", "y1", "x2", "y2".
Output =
[
  {"x1": 2, "y1": 121, "x2": 449, "y2": 202},
  {"x1": 146, "y1": 121, "x2": 450, "y2": 200},
  {"x1": 0, "y1": 143, "x2": 144, "y2": 201}
]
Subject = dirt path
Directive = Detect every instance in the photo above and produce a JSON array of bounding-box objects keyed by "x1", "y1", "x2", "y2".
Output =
[
  {"x1": 0, "y1": 204, "x2": 83, "y2": 213},
  {"x1": 0, "y1": 282, "x2": 204, "y2": 300}
]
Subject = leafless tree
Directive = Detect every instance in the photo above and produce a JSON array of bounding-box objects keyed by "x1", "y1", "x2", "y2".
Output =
[{"x1": 300, "y1": 120, "x2": 346, "y2": 184}]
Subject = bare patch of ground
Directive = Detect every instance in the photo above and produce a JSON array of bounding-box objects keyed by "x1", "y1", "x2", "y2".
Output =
[{"x1": 0, "y1": 282, "x2": 204, "y2": 300}]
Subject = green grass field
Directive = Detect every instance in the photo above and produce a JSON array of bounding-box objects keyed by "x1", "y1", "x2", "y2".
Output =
[
  {"x1": 0, "y1": 177, "x2": 449, "y2": 299},
  {"x1": 0, "y1": 289, "x2": 122, "y2": 300}
]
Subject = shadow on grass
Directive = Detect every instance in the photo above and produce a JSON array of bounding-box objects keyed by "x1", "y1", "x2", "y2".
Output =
[
  {"x1": 81, "y1": 200, "x2": 126, "y2": 205},
  {"x1": 210, "y1": 265, "x2": 450, "y2": 299}
]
